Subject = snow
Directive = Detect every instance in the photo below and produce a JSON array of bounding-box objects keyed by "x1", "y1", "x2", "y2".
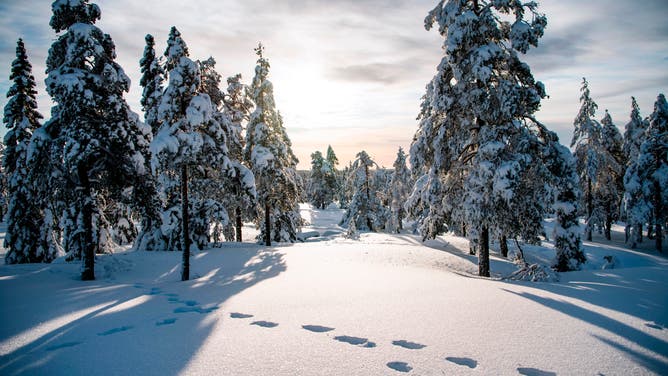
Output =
[{"x1": 1, "y1": 207, "x2": 667, "y2": 375}]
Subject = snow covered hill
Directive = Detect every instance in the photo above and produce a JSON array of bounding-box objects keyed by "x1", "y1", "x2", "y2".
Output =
[{"x1": 1, "y1": 205, "x2": 667, "y2": 375}]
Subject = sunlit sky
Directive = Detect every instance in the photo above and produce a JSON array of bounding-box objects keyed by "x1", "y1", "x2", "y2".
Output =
[{"x1": 1, "y1": 0, "x2": 666, "y2": 169}]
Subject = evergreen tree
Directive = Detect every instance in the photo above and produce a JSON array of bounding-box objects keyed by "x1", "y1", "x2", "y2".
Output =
[
  {"x1": 3, "y1": 39, "x2": 51, "y2": 264},
  {"x1": 621, "y1": 97, "x2": 648, "y2": 244},
  {"x1": 571, "y1": 78, "x2": 604, "y2": 242},
  {"x1": 309, "y1": 150, "x2": 329, "y2": 209},
  {"x1": 409, "y1": 0, "x2": 562, "y2": 276},
  {"x1": 244, "y1": 43, "x2": 300, "y2": 246},
  {"x1": 199, "y1": 57, "x2": 225, "y2": 109},
  {"x1": 139, "y1": 34, "x2": 164, "y2": 135},
  {"x1": 597, "y1": 110, "x2": 624, "y2": 240},
  {"x1": 152, "y1": 27, "x2": 232, "y2": 280},
  {"x1": 46, "y1": 0, "x2": 154, "y2": 280},
  {"x1": 388, "y1": 147, "x2": 411, "y2": 232},
  {"x1": 222, "y1": 73, "x2": 256, "y2": 242},
  {"x1": 624, "y1": 94, "x2": 668, "y2": 253},
  {"x1": 340, "y1": 151, "x2": 385, "y2": 232}
]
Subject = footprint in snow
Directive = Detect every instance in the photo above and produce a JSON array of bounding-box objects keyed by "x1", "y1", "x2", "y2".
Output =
[
  {"x1": 302, "y1": 325, "x2": 335, "y2": 333},
  {"x1": 392, "y1": 340, "x2": 426, "y2": 350},
  {"x1": 251, "y1": 320, "x2": 279, "y2": 328},
  {"x1": 387, "y1": 362, "x2": 412, "y2": 373},
  {"x1": 156, "y1": 318, "x2": 178, "y2": 326},
  {"x1": 45, "y1": 341, "x2": 83, "y2": 351},
  {"x1": 334, "y1": 335, "x2": 376, "y2": 348},
  {"x1": 146, "y1": 287, "x2": 162, "y2": 295},
  {"x1": 445, "y1": 357, "x2": 477, "y2": 369},
  {"x1": 97, "y1": 325, "x2": 133, "y2": 336},
  {"x1": 645, "y1": 322, "x2": 663, "y2": 330},
  {"x1": 230, "y1": 312, "x2": 254, "y2": 319},
  {"x1": 517, "y1": 367, "x2": 557, "y2": 376}
]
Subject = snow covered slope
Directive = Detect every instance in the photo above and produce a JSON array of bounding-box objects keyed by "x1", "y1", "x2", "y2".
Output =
[{"x1": 1, "y1": 205, "x2": 667, "y2": 375}]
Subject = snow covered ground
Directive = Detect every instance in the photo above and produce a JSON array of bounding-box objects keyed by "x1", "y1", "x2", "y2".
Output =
[{"x1": 1, "y1": 205, "x2": 667, "y2": 375}]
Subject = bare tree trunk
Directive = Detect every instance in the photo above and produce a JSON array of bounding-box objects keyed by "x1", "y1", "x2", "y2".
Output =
[
  {"x1": 500, "y1": 234, "x2": 508, "y2": 258},
  {"x1": 586, "y1": 178, "x2": 593, "y2": 241},
  {"x1": 655, "y1": 179, "x2": 663, "y2": 253},
  {"x1": 235, "y1": 206, "x2": 242, "y2": 242},
  {"x1": 181, "y1": 165, "x2": 190, "y2": 281},
  {"x1": 80, "y1": 163, "x2": 95, "y2": 281},
  {"x1": 264, "y1": 201, "x2": 271, "y2": 246},
  {"x1": 478, "y1": 226, "x2": 490, "y2": 277},
  {"x1": 365, "y1": 163, "x2": 373, "y2": 231}
]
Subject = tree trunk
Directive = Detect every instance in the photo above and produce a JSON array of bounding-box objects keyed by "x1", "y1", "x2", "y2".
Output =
[
  {"x1": 235, "y1": 207, "x2": 243, "y2": 242},
  {"x1": 500, "y1": 234, "x2": 508, "y2": 258},
  {"x1": 181, "y1": 165, "x2": 190, "y2": 281},
  {"x1": 586, "y1": 178, "x2": 593, "y2": 241},
  {"x1": 264, "y1": 201, "x2": 271, "y2": 246},
  {"x1": 637, "y1": 224, "x2": 643, "y2": 243},
  {"x1": 654, "y1": 179, "x2": 663, "y2": 253},
  {"x1": 604, "y1": 212, "x2": 612, "y2": 241},
  {"x1": 648, "y1": 217, "x2": 655, "y2": 239},
  {"x1": 397, "y1": 208, "x2": 403, "y2": 233},
  {"x1": 79, "y1": 163, "x2": 95, "y2": 281},
  {"x1": 478, "y1": 226, "x2": 490, "y2": 277}
]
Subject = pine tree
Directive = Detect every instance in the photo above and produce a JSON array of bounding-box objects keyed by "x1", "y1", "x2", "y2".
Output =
[
  {"x1": 409, "y1": 0, "x2": 558, "y2": 276},
  {"x1": 571, "y1": 78, "x2": 604, "y2": 242},
  {"x1": 309, "y1": 150, "x2": 329, "y2": 209},
  {"x1": 622, "y1": 97, "x2": 648, "y2": 244},
  {"x1": 389, "y1": 147, "x2": 411, "y2": 232},
  {"x1": 244, "y1": 43, "x2": 300, "y2": 246},
  {"x1": 3, "y1": 39, "x2": 51, "y2": 264},
  {"x1": 597, "y1": 110, "x2": 624, "y2": 240},
  {"x1": 46, "y1": 0, "x2": 155, "y2": 280},
  {"x1": 340, "y1": 151, "x2": 385, "y2": 232},
  {"x1": 139, "y1": 34, "x2": 164, "y2": 135},
  {"x1": 222, "y1": 73, "x2": 256, "y2": 242},
  {"x1": 152, "y1": 27, "x2": 232, "y2": 279},
  {"x1": 624, "y1": 94, "x2": 668, "y2": 253}
]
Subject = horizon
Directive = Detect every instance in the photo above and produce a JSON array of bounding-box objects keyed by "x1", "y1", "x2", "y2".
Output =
[{"x1": 0, "y1": 0, "x2": 666, "y2": 169}]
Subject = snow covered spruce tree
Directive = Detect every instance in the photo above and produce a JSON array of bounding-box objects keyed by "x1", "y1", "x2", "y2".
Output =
[
  {"x1": 139, "y1": 34, "x2": 164, "y2": 135},
  {"x1": 388, "y1": 147, "x2": 411, "y2": 232},
  {"x1": 622, "y1": 97, "x2": 649, "y2": 244},
  {"x1": 340, "y1": 150, "x2": 385, "y2": 232},
  {"x1": 151, "y1": 27, "x2": 233, "y2": 279},
  {"x1": 598, "y1": 110, "x2": 625, "y2": 240},
  {"x1": 244, "y1": 43, "x2": 300, "y2": 246},
  {"x1": 571, "y1": 78, "x2": 604, "y2": 242},
  {"x1": 46, "y1": 0, "x2": 154, "y2": 280},
  {"x1": 222, "y1": 73, "x2": 256, "y2": 242},
  {"x1": 408, "y1": 0, "x2": 574, "y2": 276},
  {"x1": 3, "y1": 39, "x2": 51, "y2": 264},
  {"x1": 308, "y1": 148, "x2": 338, "y2": 209},
  {"x1": 624, "y1": 94, "x2": 668, "y2": 253}
]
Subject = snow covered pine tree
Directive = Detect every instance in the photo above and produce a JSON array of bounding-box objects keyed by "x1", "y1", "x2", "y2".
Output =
[
  {"x1": 409, "y1": 0, "x2": 584, "y2": 276},
  {"x1": 388, "y1": 147, "x2": 411, "y2": 232},
  {"x1": 244, "y1": 43, "x2": 300, "y2": 246},
  {"x1": 3, "y1": 39, "x2": 51, "y2": 264},
  {"x1": 622, "y1": 97, "x2": 649, "y2": 245},
  {"x1": 340, "y1": 151, "x2": 385, "y2": 233},
  {"x1": 624, "y1": 94, "x2": 668, "y2": 253},
  {"x1": 151, "y1": 27, "x2": 233, "y2": 280},
  {"x1": 46, "y1": 0, "x2": 154, "y2": 280}
]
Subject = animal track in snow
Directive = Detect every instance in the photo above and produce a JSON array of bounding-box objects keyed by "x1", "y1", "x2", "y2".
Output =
[
  {"x1": 333, "y1": 335, "x2": 376, "y2": 348},
  {"x1": 97, "y1": 325, "x2": 133, "y2": 336},
  {"x1": 517, "y1": 367, "x2": 557, "y2": 376},
  {"x1": 45, "y1": 341, "x2": 82, "y2": 351},
  {"x1": 156, "y1": 318, "x2": 178, "y2": 326},
  {"x1": 230, "y1": 312, "x2": 254, "y2": 319},
  {"x1": 645, "y1": 322, "x2": 663, "y2": 330},
  {"x1": 392, "y1": 340, "x2": 426, "y2": 350},
  {"x1": 302, "y1": 325, "x2": 335, "y2": 333},
  {"x1": 445, "y1": 357, "x2": 477, "y2": 369},
  {"x1": 387, "y1": 361, "x2": 412, "y2": 373},
  {"x1": 251, "y1": 320, "x2": 279, "y2": 328}
]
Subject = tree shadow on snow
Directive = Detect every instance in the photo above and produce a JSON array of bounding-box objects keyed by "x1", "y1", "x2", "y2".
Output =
[
  {"x1": 0, "y1": 245, "x2": 286, "y2": 375},
  {"x1": 502, "y1": 289, "x2": 668, "y2": 374}
]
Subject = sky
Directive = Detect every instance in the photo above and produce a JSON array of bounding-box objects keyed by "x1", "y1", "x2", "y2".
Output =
[{"x1": 0, "y1": 0, "x2": 666, "y2": 170}]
